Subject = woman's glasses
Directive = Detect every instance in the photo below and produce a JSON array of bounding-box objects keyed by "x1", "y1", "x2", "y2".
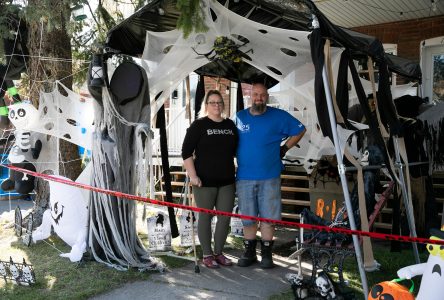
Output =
[{"x1": 207, "y1": 101, "x2": 223, "y2": 106}]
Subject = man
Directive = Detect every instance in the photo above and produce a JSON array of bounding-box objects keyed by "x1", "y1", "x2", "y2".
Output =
[{"x1": 235, "y1": 83, "x2": 306, "y2": 268}]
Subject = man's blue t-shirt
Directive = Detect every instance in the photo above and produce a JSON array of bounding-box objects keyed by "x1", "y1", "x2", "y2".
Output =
[{"x1": 235, "y1": 106, "x2": 305, "y2": 180}]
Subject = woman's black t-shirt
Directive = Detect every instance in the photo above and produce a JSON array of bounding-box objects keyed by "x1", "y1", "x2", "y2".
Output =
[{"x1": 181, "y1": 117, "x2": 238, "y2": 187}]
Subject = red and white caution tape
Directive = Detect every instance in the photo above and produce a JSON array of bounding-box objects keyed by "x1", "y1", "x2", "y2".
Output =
[{"x1": 3, "y1": 164, "x2": 443, "y2": 246}]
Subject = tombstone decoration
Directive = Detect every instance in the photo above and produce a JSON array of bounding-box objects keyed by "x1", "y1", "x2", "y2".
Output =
[
  {"x1": 14, "y1": 206, "x2": 22, "y2": 237},
  {"x1": 32, "y1": 176, "x2": 88, "y2": 262},
  {"x1": 179, "y1": 210, "x2": 199, "y2": 247},
  {"x1": 230, "y1": 205, "x2": 243, "y2": 237},
  {"x1": 0, "y1": 257, "x2": 35, "y2": 286},
  {"x1": 147, "y1": 210, "x2": 172, "y2": 251},
  {"x1": 22, "y1": 213, "x2": 33, "y2": 247}
]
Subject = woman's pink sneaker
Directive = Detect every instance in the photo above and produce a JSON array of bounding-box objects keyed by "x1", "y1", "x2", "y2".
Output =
[
  {"x1": 214, "y1": 253, "x2": 233, "y2": 266},
  {"x1": 203, "y1": 255, "x2": 220, "y2": 268}
]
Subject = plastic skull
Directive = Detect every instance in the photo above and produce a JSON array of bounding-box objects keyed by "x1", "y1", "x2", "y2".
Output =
[
  {"x1": 360, "y1": 149, "x2": 370, "y2": 166},
  {"x1": 0, "y1": 262, "x2": 6, "y2": 276},
  {"x1": 21, "y1": 265, "x2": 34, "y2": 284},
  {"x1": 9, "y1": 263, "x2": 20, "y2": 279},
  {"x1": 315, "y1": 272, "x2": 336, "y2": 298},
  {"x1": 8, "y1": 102, "x2": 39, "y2": 130}
]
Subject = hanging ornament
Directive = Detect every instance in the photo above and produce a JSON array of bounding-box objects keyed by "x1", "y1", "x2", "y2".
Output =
[{"x1": 71, "y1": 4, "x2": 87, "y2": 22}]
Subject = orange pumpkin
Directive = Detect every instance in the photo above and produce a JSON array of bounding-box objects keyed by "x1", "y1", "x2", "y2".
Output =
[{"x1": 368, "y1": 280, "x2": 414, "y2": 300}]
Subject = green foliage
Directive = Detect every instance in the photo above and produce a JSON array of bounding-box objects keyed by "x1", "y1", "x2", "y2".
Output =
[
  {"x1": 176, "y1": 0, "x2": 208, "y2": 39},
  {"x1": 213, "y1": 36, "x2": 244, "y2": 63},
  {"x1": 0, "y1": 3, "x2": 24, "y2": 60}
]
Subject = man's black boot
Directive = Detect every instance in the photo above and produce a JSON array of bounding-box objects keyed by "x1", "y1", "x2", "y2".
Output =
[
  {"x1": 237, "y1": 239, "x2": 257, "y2": 267},
  {"x1": 260, "y1": 240, "x2": 274, "y2": 269}
]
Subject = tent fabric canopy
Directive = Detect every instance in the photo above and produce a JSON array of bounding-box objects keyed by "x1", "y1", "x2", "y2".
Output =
[
  {"x1": 104, "y1": 0, "x2": 419, "y2": 172},
  {"x1": 105, "y1": 0, "x2": 421, "y2": 82}
]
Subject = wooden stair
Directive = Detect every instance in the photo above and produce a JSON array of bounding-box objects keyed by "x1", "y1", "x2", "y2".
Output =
[{"x1": 154, "y1": 168, "x2": 444, "y2": 232}]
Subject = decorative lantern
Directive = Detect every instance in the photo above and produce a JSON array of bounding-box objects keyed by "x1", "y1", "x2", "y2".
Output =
[
  {"x1": 72, "y1": 4, "x2": 87, "y2": 22},
  {"x1": 89, "y1": 53, "x2": 105, "y2": 88}
]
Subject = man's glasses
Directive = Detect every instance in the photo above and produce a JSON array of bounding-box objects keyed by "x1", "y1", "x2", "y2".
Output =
[{"x1": 207, "y1": 101, "x2": 223, "y2": 106}]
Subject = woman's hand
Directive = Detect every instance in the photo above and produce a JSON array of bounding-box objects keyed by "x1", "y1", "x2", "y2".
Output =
[{"x1": 190, "y1": 176, "x2": 202, "y2": 187}]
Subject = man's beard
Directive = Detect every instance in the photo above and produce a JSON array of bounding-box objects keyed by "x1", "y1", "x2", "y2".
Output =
[{"x1": 252, "y1": 102, "x2": 266, "y2": 113}]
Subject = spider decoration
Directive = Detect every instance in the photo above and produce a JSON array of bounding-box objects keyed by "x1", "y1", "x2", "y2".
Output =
[
  {"x1": 311, "y1": 158, "x2": 340, "y2": 187},
  {"x1": 193, "y1": 36, "x2": 253, "y2": 63}
]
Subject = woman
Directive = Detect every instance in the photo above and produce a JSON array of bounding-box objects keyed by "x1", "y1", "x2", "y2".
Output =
[{"x1": 181, "y1": 90, "x2": 238, "y2": 268}]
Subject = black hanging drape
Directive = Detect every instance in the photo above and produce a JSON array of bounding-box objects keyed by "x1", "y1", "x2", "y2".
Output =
[
  {"x1": 236, "y1": 81, "x2": 244, "y2": 112},
  {"x1": 155, "y1": 104, "x2": 179, "y2": 238},
  {"x1": 310, "y1": 27, "x2": 332, "y2": 140},
  {"x1": 194, "y1": 75, "x2": 205, "y2": 119}
]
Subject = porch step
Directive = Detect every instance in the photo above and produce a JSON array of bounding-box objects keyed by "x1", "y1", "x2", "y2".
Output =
[
  {"x1": 281, "y1": 186, "x2": 310, "y2": 193},
  {"x1": 373, "y1": 222, "x2": 392, "y2": 230},
  {"x1": 170, "y1": 171, "x2": 187, "y2": 176},
  {"x1": 282, "y1": 199, "x2": 310, "y2": 206},
  {"x1": 281, "y1": 212, "x2": 301, "y2": 220},
  {"x1": 281, "y1": 174, "x2": 309, "y2": 181},
  {"x1": 154, "y1": 191, "x2": 190, "y2": 199}
]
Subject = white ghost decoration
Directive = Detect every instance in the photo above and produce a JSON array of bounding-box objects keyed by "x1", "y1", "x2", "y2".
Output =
[
  {"x1": 8, "y1": 102, "x2": 40, "y2": 130},
  {"x1": 32, "y1": 174, "x2": 89, "y2": 262},
  {"x1": 397, "y1": 230, "x2": 444, "y2": 300}
]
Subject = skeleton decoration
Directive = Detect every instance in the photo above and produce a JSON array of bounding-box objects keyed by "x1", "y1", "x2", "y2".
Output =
[
  {"x1": 0, "y1": 257, "x2": 35, "y2": 285},
  {"x1": 1, "y1": 161, "x2": 37, "y2": 195},
  {"x1": 32, "y1": 172, "x2": 89, "y2": 262},
  {"x1": 4, "y1": 83, "x2": 95, "y2": 182},
  {"x1": 315, "y1": 271, "x2": 337, "y2": 299},
  {"x1": 7, "y1": 102, "x2": 43, "y2": 164}
]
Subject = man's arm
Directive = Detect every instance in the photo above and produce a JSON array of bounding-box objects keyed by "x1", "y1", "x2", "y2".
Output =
[
  {"x1": 280, "y1": 128, "x2": 306, "y2": 158},
  {"x1": 284, "y1": 128, "x2": 306, "y2": 149}
]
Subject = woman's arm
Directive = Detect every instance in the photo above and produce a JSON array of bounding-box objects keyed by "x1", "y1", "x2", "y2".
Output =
[{"x1": 183, "y1": 157, "x2": 202, "y2": 187}]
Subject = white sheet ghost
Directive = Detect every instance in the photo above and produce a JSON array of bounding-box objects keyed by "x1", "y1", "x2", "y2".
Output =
[
  {"x1": 397, "y1": 229, "x2": 444, "y2": 300},
  {"x1": 32, "y1": 168, "x2": 90, "y2": 262}
]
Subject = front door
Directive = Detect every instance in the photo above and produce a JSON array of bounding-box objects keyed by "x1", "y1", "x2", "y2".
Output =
[{"x1": 421, "y1": 36, "x2": 444, "y2": 103}]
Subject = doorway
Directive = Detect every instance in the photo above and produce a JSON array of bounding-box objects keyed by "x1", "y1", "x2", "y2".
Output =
[{"x1": 421, "y1": 36, "x2": 444, "y2": 102}]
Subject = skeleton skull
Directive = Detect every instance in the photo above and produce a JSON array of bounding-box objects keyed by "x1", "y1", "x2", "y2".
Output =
[
  {"x1": 360, "y1": 149, "x2": 370, "y2": 166},
  {"x1": 9, "y1": 263, "x2": 20, "y2": 284},
  {"x1": 0, "y1": 262, "x2": 6, "y2": 276},
  {"x1": 21, "y1": 265, "x2": 34, "y2": 284},
  {"x1": 315, "y1": 272, "x2": 336, "y2": 298}
]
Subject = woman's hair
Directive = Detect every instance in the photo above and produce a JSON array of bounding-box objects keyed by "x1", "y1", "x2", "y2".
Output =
[{"x1": 198, "y1": 89, "x2": 225, "y2": 118}]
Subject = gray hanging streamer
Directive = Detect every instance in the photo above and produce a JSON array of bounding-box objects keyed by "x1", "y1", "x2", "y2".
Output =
[{"x1": 88, "y1": 62, "x2": 161, "y2": 271}]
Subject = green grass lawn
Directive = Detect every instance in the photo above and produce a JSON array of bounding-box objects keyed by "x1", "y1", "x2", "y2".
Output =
[
  {"x1": 0, "y1": 210, "x2": 191, "y2": 300},
  {"x1": 1, "y1": 209, "x2": 429, "y2": 300}
]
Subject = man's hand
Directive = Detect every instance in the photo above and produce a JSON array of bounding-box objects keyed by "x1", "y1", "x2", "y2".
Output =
[{"x1": 280, "y1": 144, "x2": 289, "y2": 159}]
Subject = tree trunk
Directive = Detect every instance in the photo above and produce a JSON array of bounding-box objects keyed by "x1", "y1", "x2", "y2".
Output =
[{"x1": 26, "y1": 0, "x2": 81, "y2": 226}]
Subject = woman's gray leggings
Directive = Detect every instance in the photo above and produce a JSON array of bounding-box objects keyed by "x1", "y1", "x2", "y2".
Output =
[{"x1": 193, "y1": 184, "x2": 235, "y2": 256}]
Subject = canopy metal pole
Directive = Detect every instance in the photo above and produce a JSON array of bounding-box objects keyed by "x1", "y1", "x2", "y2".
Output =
[
  {"x1": 321, "y1": 66, "x2": 369, "y2": 297},
  {"x1": 393, "y1": 137, "x2": 420, "y2": 264}
]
